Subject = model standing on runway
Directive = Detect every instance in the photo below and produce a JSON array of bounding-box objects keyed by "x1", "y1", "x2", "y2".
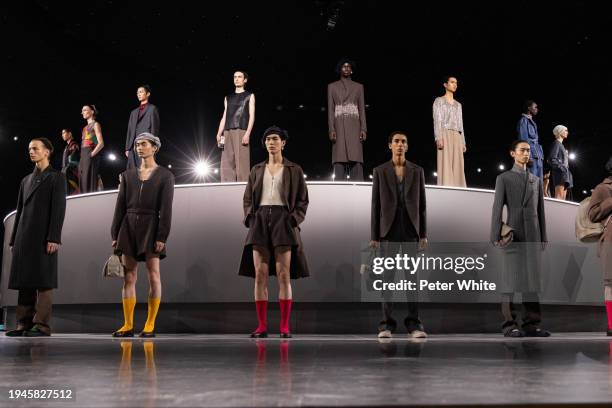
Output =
[
  {"x1": 216, "y1": 71, "x2": 255, "y2": 182},
  {"x1": 6, "y1": 138, "x2": 67, "y2": 337},
  {"x1": 79, "y1": 104, "x2": 105, "y2": 193},
  {"x1": 328, "y1": 59, "x2": 367, "y2": 181},
  {"x1": 370, "y1": 131, "x2": 428, "y2": 338},
  {"x1": 111, "y1": 133, "x2": 175, "y2": 338},
  {"x1": 61, "y1": 129, "x2": 80, "y2": 195},
  {"x1": 548, "y1": 125, "x2": 573, "y2": 200},
  {"x1": 517, "y1": 100, "x2": 544, "y2": 180},
  {"x1": 433, "y1": 76, "x2": 467, "y2": 187},
  {"x1": 491, "y1": 140, "x2": 550, "y2": 337},
  {"x1": 239, "y1": 126, "x2": 310, "y2": 338},
  {"x1": 588, "y1": 157, "x2": 612, "y2": 336},
  {"x1": 125, "y1": 85, "x2": 160, "y2": 170}
]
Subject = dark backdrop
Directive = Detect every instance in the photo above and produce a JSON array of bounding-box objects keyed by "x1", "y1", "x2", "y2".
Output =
[{"x1": 1, "y1": 1, "x2": 609, "y2": 220}]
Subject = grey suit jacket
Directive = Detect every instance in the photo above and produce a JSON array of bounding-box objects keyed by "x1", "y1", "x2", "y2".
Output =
[
  {"x1": 490, "y1": 164, "x2": 547, "y2": 243},
  {"x1": 126, "y1": 103, "x2": 160, "y2": 151},
  {"x1": 371, "y1": 160, "x2": 427, "y2": 241}
]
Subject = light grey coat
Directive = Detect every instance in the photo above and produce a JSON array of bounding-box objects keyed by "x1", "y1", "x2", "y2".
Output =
[{"x1": 490, "y1": 164, "x2": 547, "y2": 293}]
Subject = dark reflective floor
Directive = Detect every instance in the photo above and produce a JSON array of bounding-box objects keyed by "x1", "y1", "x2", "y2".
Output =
[{"x1": 2, "y1": 334, "x2": 612, "y2": 407}]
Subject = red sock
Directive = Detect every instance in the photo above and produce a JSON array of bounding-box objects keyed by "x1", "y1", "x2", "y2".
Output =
[
  {"x1": 605, "y1": 301, "x2": 612, "y2": 330},
  {"x1": 279, "y1": 299, "x2": 292, "y2": 334},
  {"x1": 255, "y1": 300, "x2": 268, "y2": 333}
]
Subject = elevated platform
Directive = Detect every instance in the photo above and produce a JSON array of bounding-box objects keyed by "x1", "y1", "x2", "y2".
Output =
[{"x1": 1, "y1": 183, "x2": 603, "y2": 333}]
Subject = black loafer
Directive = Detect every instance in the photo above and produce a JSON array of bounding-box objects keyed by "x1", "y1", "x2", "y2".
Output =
[
  {"x1": 139, "y1": 331, "x2": 155, "y2": 338},
  {"x1": 5, "y1": 329, "x2": 26, "y2": 337},
  {"x1": 112, "y1": 329, "x2": 134, "y2": 338},
  {"x1": 523, "y1": 327, "x2": 551, "y2": 337},
  {"x1": 23, "y1": 326, "x2": 51, "y2": 337},
  {"x1": 280, "y1": 332, "x2": 292, "y2": 339},
  {"x1": 250, "y1": 331, "x2": 268, "y2": 338}
]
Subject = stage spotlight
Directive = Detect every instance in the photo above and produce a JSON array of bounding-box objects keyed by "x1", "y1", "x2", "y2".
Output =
[
  {"x1": 582, "y1": 190, "x2": 588, "y2": 195},
  {"x1": 213, "y1": 168, "x2": 219, "y2": 174},
  {"x1": 107, "y1": 153, "x2": 117, "y2": 161},
  {"x1": 477, "y1": 168, "x2": 482, "y2": 173},
  {"x1": 433, "y1": 172, "x2": 437, "y2": 177},
  {"x1": 498, "y1": 164, "x2": 505, "y2": 171},
  {"x1": 331, "y1": 173, "x2": 336, "y2": 180},
  {"x1": 194, "y1": 161, "x2": 210, "y2": 177},
  {"x1": 569, "y1": 152, "x2": 576, "y2": 161},
  {"x1": 369, "y1": 174, "x2": 373, "y2": 179},
  {"x1": 303, "y1": 174, "x2": 308, "y2": 179},
  {"x1": 167, "y1": 164, "x2": 172, "y2": 169},
  {"x1": 346, "y1": 175, "x2": 350, "y2": 179},
  {"x1": 13, "y1": 136, "x2": 18, "y2": 141}
]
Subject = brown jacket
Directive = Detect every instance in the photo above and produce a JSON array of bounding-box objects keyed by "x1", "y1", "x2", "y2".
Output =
[
  {"x1": 588, "y1": 177, "x2": 612, "y2": 282},
  {"x1": 371, "y1": 160, "x2": 427, "y2": 241},
  {"x1": 239, "y1": 158, "x2": 310, "y2": 279},
  {"x1": 327, "y1": 78, "x2": 367, "y2": 163}
]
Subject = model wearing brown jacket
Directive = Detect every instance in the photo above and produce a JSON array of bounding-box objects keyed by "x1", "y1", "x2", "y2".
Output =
[{"x1": 239, "y1": 126, "x2": 309, "y2": 338}]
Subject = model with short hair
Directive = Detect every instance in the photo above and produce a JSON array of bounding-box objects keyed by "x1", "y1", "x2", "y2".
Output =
[
  {"x1": 5, "y1": 138, "x2": 67, "y2": 337},
  {"x1": 79, "y1": 104, "x2": 105, "y2": 193},
  {"x1": 328, "y1": 59, "x2": 367, "y2": 181},
  {"x1": 216, "y1": 71, "x2": 255, "y2": 182},
  {"x1": 433, "y1": 75, "x2": 467, "y2": 187},
  {"x1": 238, "y1": 126, "x2": 309, "y2": 338},
  {"x1": 111, "y1": 133, "x2": 174, "y2": 338},
  {"x1": 370, "y1": 131, "x2": 428, "y2": 338},
  {"x1": 491, "y1": 140, "x2": 549, "y2": 337},
  {"x1": 125, "y1": 84, "x2": 160, "y2": 169}
]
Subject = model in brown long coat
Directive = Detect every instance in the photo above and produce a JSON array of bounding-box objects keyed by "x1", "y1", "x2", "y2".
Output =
[
  {"x1": 327, "y1": 59, "x2": 367, "y2": 181},
  {"x1": 239, "y1": 126, "x2": 309, "y2": 339}
]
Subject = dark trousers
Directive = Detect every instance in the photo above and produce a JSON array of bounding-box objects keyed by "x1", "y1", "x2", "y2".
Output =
[
  {"x1": 501, "y1": 292, "x2": 541, "y2": 331},
  {"x1": 126, "y1": 148, "x2": 141, "y2": 170},
  {"x1": 333, "y1": 162, "x2": 363, "y2": 181},
  {"x1": 79, "y1": 147, "x2": 100, "y2": 193},
  {"x1": 16, "y1": 289, "x2": 53, "y2": 334},
  {"x1": 378, "y1": 223, "x2": 422, "y2": 333}
]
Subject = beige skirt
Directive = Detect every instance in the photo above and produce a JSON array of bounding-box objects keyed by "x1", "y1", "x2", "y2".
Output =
[{"x1": 436, "y1": 129, "x2": 466, "y2": 187}]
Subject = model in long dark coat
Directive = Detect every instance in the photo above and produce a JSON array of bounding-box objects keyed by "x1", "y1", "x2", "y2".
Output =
[
  {"x1": 111, "y1": 166, "x2": 174, "y2": 261},
  {"x1": 9, "y1": 166, "x2": 67, "y2": 289},
  {"x1": 126, "y1": 103, "x2": 160, "y2": 169},
  {"x1": 239, "y1": 158, "x2": 309, "y2": 279},
  {"x1": 491, "y1": 162, "x2": 548, "y2": 336}
]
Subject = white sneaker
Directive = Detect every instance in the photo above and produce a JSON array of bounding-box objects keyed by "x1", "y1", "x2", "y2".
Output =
[
  {"x1": 378, "y1": 330, "x2": 392, "y2": 338},
  {"x1": 409, "y1": 330, "x2": 427, "y2": 338}
]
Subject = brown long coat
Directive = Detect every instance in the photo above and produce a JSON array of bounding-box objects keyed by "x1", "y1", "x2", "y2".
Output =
[
  {"x1": 588, "y1": 177, "x2": 612, "y2": 284},
  {"x1": 327, "y1": 78, "x2": 367, "y2": 163},
  {"x1": 238, "y1": 158, "x2": 310, "y2": 279}
]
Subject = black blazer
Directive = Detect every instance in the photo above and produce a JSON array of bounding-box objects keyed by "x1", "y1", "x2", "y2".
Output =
[
  {"x1": 371, "y1": 160, "x2": 427, "y2": 241},
  {"x1": 125, "y1": 103, "x2": 160, "y2": 151}
]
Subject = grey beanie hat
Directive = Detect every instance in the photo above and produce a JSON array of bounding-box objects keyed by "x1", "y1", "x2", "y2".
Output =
[{"x1": 135, "y1": 132, "x2": 161, "y2": 149}]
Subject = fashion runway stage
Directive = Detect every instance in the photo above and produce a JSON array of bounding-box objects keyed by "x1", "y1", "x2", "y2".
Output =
[{"x1": 1, "y1": 333, "x2": 612, "y2": 407}]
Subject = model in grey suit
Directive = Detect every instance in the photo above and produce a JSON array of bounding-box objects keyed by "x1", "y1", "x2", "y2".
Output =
[
  {"x1": 490, "y1": 140, "x2": 550, "y2": 337},
  {"x1": 125, "y1": 85, "x2": 160, "y2": 169}
]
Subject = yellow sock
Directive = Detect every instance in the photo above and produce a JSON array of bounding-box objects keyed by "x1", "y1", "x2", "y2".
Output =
[
  {"x1": 142, "y1": 297, "x2": 160, "y2": 333},
  {"x1": 117, "y1": 297, "x2": 136, "y2": 332}
]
